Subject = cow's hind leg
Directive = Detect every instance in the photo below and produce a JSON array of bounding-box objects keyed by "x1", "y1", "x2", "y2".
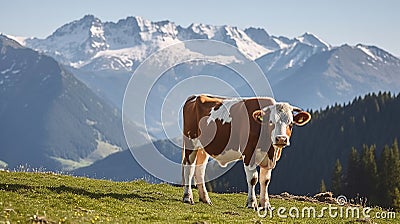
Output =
[
  {"x1": 182, "y1": 144, "x2": 197, "y2": 204},
  {"x1": 195, "y1": 149, "x2": 212, "y2": 205},
  {"x1": 244, "y1": 164, "x2": 258, "y2": 209}
]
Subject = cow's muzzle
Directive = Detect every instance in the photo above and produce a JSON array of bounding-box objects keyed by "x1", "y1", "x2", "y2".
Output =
[{"x1": 274, "y1": 135, "x2": 288, "y2": 147}]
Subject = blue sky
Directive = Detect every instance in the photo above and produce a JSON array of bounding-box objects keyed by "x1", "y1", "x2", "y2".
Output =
[{"x1": 1, "y1": 0, "x2": 399, "y2": 56}]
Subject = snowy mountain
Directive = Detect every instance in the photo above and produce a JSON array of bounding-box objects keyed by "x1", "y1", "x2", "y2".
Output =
[
  {"x1": 0, "y1": 35, "x2": 144, "y2": 171},
  {"x1": 244, "y1": 27, "x2": 281, "y2": 50},
  {"x1": 24, "y1": 15, "x2": 270, "y2": 72},
  {"x1": 256, "y1": 36, "x2": 330, "y2": 86},
  {"x1": 12, "y1": 14, "x2": 400, "y2": 123},
  {"x1": 271, "y1": 44, "x2": 400, "y2": 109},
  {"x1": 295, "y1": 32, "x2": 331, "y2": 49}
]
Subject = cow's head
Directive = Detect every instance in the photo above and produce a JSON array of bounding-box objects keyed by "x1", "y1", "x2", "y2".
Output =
[{"x1": 252, "y1": 102, "x2": 311, "y2": 148}]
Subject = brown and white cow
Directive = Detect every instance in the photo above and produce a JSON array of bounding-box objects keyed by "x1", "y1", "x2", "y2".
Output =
[{"x1": 182, "y1": 94, "x2": 311, "y2": 209}]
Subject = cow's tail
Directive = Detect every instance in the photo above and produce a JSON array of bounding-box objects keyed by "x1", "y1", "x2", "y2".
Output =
[
  {"x1": 181, "y1": 140, "x2": 185, "y2": 186},
  {"x1": 181, "y1": 95, "x2": 195, "y2": 187}
]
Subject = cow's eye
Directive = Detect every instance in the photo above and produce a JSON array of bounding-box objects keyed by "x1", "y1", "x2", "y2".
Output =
[{"x1": 269, "y1": 120, "x2": 273, "y2": 125}]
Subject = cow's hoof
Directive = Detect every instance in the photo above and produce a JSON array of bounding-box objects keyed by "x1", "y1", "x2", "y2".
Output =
[
  {"x1": 259, "y1": 199, "x2": 272, "y2": 211},
  {"x1": 200, "y1": 197, "x2": 213, "y2": 205},
  {"x1": 246, "y1": 198, "x2": 258, "y2": 210},
  {"x1": 258, "y1": 203, "x2": 272, "y2": 211},
  {"x1": 183, "y1": 193, "x2": 194, "y2": 205}
]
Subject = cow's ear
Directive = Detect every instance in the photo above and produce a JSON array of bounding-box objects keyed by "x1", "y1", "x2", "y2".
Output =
[
  {"x1": 293, "y1": 111, "x2": 311, "y2": 126},
  {"x1": 252, "y1": 110, "x2": 266, "y2": 124}
]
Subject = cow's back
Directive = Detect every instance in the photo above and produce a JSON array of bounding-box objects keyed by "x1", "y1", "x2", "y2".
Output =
[{"x1": 183, "y1": 94, "x2": 225, "y2": 140}]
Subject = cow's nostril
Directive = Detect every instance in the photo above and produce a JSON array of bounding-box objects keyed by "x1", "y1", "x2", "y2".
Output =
[{"x1": 276, "y1": 136, "x2": 287, "y2": 144}]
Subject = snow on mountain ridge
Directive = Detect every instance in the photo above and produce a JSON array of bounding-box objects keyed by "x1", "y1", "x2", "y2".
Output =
[
  {"x1": 3, "y1": 34, "x2": 26, "y2": 46},
  {"x1": 8, "y1": 16, "x2": 400, "y2": 122},
  {"x1": 187, "y1": 23, "x2": 219, "y2": 39},
  {"x1": 14, "y1": 15, "x2": 400, "y2": 83},
  {"x1": 24, "y1": 15, "x2": 274, "y2": 70},
  {"x1": 244, "y1": 27, "x2": 281, "y2": 51},
  {"x1": 256, "y1": 40, "x2": 327, "y2": 86},
  {"x1": 178, "y1": 23, "x2": 272, "y2": 59},
  {"x1": 356, "y1": 44, "x2": 400, "y2": 66},
  {"x1": 295, "y1": 32, "x2": 331, "y2": 49},
  {"x1": 24, "y1": 15, "x2": 109, "y2": 64},
  {"x1": 222, "y1": 25, "x2": 271, "y2": 59}
]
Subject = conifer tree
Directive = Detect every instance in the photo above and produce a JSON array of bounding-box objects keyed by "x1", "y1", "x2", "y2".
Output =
[
  {"x1": 331, "y1": 159, "x2": 343, "y2": 196},
  {"x1": 320, "y1": 179, "x2": 327, "y2": 193},
  {"x1": 387, "y1": 139, "x2": 400, "y2": 207},
  {"x1": 359, "y1": 144, "x2": 378, "y2": 203},
  {"x1": 390, "y1": 139, "x2": 400, "y2": 186},
  {"x1": 346, "y1": 147, "x2": 360, "y2": 198},
  {"x1": 378, "y1": 145, "x2": 392, "y2": 207},
  {"x1": 393, "y1": 187, "x2": 400, "y2": 211}
]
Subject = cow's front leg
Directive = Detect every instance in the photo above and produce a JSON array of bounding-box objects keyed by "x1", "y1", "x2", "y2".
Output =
[
  {"x1": 182, "y1": 148, "x2": 197, "y2": 204},
  {"x1": 195, "y1": 150, "x2": 212, "y2": 205},
  {"x1": 244, "y1": 164, "x2": 258, "y2": 209},
  {"x1": 259, "y1": 166, "x2": 272, "y2": 210}
]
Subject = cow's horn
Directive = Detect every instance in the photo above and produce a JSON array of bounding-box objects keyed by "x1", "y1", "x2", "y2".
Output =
[
  {"x1": 291, "y1": 106, "x2": 302, "y2": 113},
  {"x1": 262, "y1": 105, "x2": 273, "y2": 112}
]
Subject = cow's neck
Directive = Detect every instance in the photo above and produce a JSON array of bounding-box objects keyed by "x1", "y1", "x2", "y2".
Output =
[{"x1": 273, "y1": 146, "x2": 283, "y2": 161}]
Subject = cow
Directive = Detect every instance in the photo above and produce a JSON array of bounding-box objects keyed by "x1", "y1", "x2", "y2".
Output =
[{"x1": 181, "y1": 94, "x2": 311, "y2": 209}]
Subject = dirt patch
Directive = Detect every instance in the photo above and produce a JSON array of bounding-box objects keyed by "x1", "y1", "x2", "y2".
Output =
[
  {"x1": 222, "y1": 211, "x2": 240, "y2": 216},
  {"x1": 271, "y1": 191, "x2": 339, "y2": 205}
]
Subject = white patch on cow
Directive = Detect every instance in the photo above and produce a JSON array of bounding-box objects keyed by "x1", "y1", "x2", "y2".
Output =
[
  {"x1": 191, "y1": 138, "x2": 203, "y2": 150},
  {"x1": 274, "y1": 146, "x2": 283, "y2": 161},
  {"x1": 207, "y1": 99, "x2": 240, "y2": 125},
  {"x1": 183, "y1": 162, "x2": 195, "y2": 203},
  {"x1": 214, "y1": 149, "x2": 243, "y2": 167},
  {"x1": 244, "y1": 165, "x2": 258, "y2": 208},
  {"x1": 266, "y1": 103, "x2": 293, "y2": 146}
]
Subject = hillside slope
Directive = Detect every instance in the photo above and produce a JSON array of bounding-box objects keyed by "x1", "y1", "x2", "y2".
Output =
[
  {"x1": 73, "y1": 139, "x2": 181, "y2": 181},
  {"x1": 0, "y1": 35, "x2": 140, "y2": 171},
  {"x1": 0, "y1": 171, "x2": 398, "y2": 223}
]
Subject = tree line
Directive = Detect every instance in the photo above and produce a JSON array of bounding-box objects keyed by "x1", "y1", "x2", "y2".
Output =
[{"x1": 330, "y1": 139, "x2": 400, "y2": 210}]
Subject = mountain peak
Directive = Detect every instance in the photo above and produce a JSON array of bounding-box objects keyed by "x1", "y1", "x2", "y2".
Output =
[
  {"x1": 73, "y1": 14, "x2": 102, "y2": 27},
  {"x1": 131, "y1": 15, "x2": 151, "y2": 29},
  {"x1": 244, "y1": 27, "x2": 271, "y2": 38},
  {"x1": 244, "y1": 27, "x2": 281, "y2": 51},
  {"x1": 49, "y1": 14, "x2": 102, "y2": 39},
  {"x1": 0, "y1": 35, "x2": 25, "y2": 49},
  {"x1": 296, "y1": 32, "x2": 330, "y2": 49},
  {"x1": 355, "y1": 44, "x2": 400, "y2": 63},
  {"x1": 81, "y1": 14, "x2": 97, "y2": 21},
  {"x1": 356, "y1": 44, "x2": 379, "y2": 59}
]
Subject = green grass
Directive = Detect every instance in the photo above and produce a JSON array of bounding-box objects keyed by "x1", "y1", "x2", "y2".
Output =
[{"x1": 0, "y1": 171, "x2": 398, "y2": 223}]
